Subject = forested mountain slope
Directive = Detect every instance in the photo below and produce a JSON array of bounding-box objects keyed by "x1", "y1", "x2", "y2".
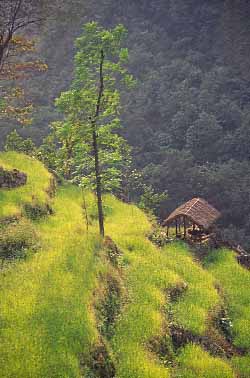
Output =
[
  {"x1": 0, "y1": 153, "x2": 250, "y2": 378},
  {"x1": 1, "y1": 0, "x2": 250, "y2": 248}
]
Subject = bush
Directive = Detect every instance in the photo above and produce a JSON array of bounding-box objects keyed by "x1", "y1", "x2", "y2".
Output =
[
  {"x1": 148, "y1": 226, "x2": 169, "y2": 247},
  {"x1": 23, "y1": 201, "x2": 53, "y2": 220},
  {"x1": 4, "y1": 130, "x2": 36, "y2": 156},
  {"x1": 0, "y1": 220, "x2": 38, "y2": 263}
]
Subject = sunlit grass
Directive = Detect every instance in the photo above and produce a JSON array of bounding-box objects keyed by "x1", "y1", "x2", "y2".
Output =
[
  {"x1": 0, "y1": 153, "x2": 246, "y2": 378},
  {"x1": 205, "y1": 249, "x2": 250, "y2": 349},
  {"x1": 175, "y1": 344, "x2": 236, "y2": 378},
  {"x1": 104, "y1": 195, "x2": 181, "y2": 378},
  {"x1": 0, "y1": 152, "x2": 52, "y2": 219},
  {"x1": 162, "y1": 242, "x2": 220, "y2": 335},
  {"x1": 0, "y1": 184, "x2": 103, "y2": 378},
  {"x1": 231, "y1": 355, "x2": 250, "y2": 378}
]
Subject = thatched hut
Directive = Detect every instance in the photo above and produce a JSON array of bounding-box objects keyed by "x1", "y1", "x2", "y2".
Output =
[{"x1": 162, "y1": 198, "x2": 221, "y2": 239}]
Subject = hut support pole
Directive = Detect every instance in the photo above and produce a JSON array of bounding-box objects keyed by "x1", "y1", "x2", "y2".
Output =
[
  {"x1": 184, "y1": 216, "x2": 187, "y2": 239},
  {"x1": 175, "y1": 220, "x2": 178, "y2": 237},
  {"x1": 167, "y1": 226, "x2": 169, "y2": 238}
]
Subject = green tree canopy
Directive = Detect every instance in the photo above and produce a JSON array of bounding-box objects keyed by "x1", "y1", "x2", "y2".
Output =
[{"x1": 54, "y1": 22, "x2": 134, "y2": 236}]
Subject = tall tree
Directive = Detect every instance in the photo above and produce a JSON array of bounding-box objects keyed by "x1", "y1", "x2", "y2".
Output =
[
  {"x1": 56, "y1": 22, "x2": 134, "y2": 237},
  {"x1": 0, "y1": 0, "x2": 46, "y2": 125},
  {"x1": 0, "y1": 0, "x2": 42, "y2": 70}
]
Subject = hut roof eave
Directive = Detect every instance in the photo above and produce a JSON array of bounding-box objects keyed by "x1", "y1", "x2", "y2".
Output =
[{"x1": 162, "y1": 197, "x2": 221, "y2": 230}]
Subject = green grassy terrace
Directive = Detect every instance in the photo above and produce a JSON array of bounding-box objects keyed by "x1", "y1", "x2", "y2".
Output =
[
  {"x1": 205, "y1": 249, "x2": 250, "y2": 378},
  {"x1": 0, "y1": 153, "x2": 249, "y2": 378}
]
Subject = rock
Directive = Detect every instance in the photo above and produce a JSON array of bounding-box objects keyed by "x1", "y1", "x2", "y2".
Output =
[
  {"x1": 0, "y1": 167, "x2": 27, "y2": 189},
  {"x1": 237, "y1": 254, "x2": 250, "y2": 269}
]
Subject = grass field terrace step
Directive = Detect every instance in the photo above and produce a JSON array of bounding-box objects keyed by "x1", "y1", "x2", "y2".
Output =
[
  {"x1": 162, "y1": 242, "x2": 220, "y2": 336},
  {"x1": 205, "y1": 248, "x2": 250, "y2": 378}
]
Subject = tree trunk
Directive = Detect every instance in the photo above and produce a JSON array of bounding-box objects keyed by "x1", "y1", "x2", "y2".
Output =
[
  {"x1": 91, "y1": 49, "x2": 105, "y2": 237},
  {"x1": 92, "y1": 125, "x2": 105, "y2": 237}
]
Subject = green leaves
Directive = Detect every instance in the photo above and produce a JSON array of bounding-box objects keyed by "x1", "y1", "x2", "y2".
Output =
[
  {"x1": 49, "y1": 22, "x2": 134, "y2": 195},
  {"x1": 119, "y1": 48, "x2": 129, "y2": 63}
]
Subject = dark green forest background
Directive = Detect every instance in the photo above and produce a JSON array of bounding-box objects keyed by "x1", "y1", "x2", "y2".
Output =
[{"x1": 2, "y1": 0, "x2": 250, "y2": 248}]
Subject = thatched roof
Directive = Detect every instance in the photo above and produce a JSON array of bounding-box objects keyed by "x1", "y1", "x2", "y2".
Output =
[{"x1": 163, "y1": 198, "x2": 221, "y2": 230}]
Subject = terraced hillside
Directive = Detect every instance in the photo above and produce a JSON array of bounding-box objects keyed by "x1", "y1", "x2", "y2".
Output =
[{"x1": 0, "y1": 153, "x2": 249, "y2": 378}]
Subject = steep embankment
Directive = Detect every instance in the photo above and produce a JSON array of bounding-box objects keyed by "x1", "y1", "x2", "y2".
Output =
[{"x1": 0, "y1": 153, "x2": 249, "y2": 378}]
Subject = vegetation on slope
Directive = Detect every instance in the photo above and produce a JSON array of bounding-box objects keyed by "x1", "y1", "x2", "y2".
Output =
[
  {"x1": 0, "y1": 152, "x2": 53, "y2": 220},
  {"x1": 104, "y1": 202, "x2": 236, "y2": 378},
  {"x1": 175, "y1": 344, "x2": 235, "y2": 378},
  {"x1": 205, "y1": 248, "x2": 250, "y2": 378},
  {"x1": 205, "y1": 249, "x2": 250, "y2": 349},
  {"x1": 0, "y1": 153, "x2": 248, "y2": 378},
  {"x1": 163, "y1": 242, "x2": 219, "y2": 336},
  {"x1": 0, "y1": 184, "x2": 103, "y2": 378},
  {"x1": 105, "y1": 196, "x2": 181, "y2": 378}
]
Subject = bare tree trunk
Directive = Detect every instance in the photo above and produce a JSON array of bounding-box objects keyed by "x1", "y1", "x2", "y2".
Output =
[
  {"x1": 92, "y1": 126, "x2": 104, "y2": 237},
  {"x1": 91, "y1": 49, "x2": 105, "y2": 237}
]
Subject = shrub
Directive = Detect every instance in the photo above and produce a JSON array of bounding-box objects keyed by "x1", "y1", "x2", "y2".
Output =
[
  {"x1": 148, "y1": 226, "x2": 169, "y2": 247},
  {"x1": 23, "y1": 201, "x2": 53, "y2": 220},
  {"x1": 4, "y1": 130, "x2": 36, "y2": 156},
  {"x1": 0, "y1": 220, "x2": 38, "y2": 263}
]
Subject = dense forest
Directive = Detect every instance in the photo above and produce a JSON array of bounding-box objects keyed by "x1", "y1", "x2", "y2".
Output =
[{"x1": 1, "y1": 0, "x2": 250, "y2": 248}]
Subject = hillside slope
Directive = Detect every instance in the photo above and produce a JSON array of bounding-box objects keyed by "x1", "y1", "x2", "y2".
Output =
[{"x1": 0, "y1": 153, "x2": 249, "y2": 378}]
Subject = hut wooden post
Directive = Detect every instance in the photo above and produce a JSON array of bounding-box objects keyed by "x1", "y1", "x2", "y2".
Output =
[
  {"x1": 175, "y1": 219, "x2": 178, "y2": 236},
  {"x1": 183, "y1": 216, "x2": 187, "y2": 239},
  {"x1": 167, "y1": 226, "x2": 169, "y2": 238}
]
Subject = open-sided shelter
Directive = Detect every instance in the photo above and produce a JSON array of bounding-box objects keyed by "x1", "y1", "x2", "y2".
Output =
[{"x1": 162, "y1": 197, "x2": 221, "y2": 238}]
